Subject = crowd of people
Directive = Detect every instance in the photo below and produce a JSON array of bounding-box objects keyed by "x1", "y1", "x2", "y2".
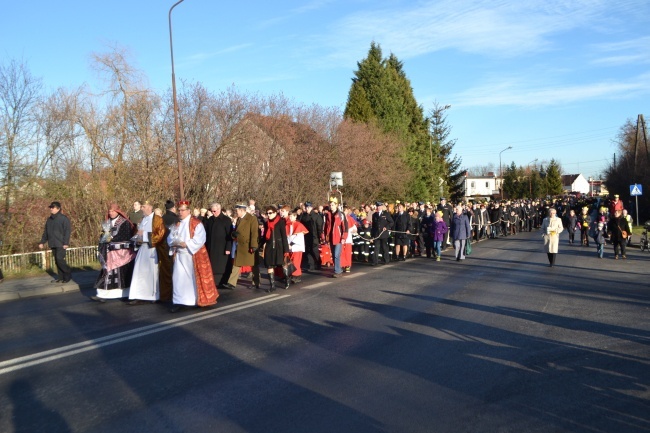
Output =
[{"x1": 37, "y1": 192, "x2": 638, "y2": 312}]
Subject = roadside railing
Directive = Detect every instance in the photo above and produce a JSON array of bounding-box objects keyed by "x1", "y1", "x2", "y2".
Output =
[{"x1": 0, "y1": 246, "x2": 98, "y2": 274}]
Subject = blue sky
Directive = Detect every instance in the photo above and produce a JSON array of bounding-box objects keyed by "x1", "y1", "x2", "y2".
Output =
[{"x1": 3, "y1": 0, "x2": 649, "y2": 180}]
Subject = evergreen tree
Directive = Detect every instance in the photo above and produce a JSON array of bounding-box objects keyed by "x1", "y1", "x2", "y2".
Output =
[
  {"x1": 545, "y1": 159, "x2": 563, "y2": 196},
  {"x1": 429, "y1": 103, "x2": 462, "y2": 202},
  {"x1": 345, "y1": 82, "x2": 375, "y2": 123},
  {"x1": 344, "y1": 42, "x2": 445, "y2": 201},
  {"x1": 344, "y1": 42, "x2": 389, "y2": 126},
  {"x1": 502, "y1": 162, "x2": 518, "y2": 199}
]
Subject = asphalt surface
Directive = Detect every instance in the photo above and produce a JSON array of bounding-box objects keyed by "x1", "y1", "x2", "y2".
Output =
[{"x1": 0, "y1": 231, "x2": 648, "y2": 433}]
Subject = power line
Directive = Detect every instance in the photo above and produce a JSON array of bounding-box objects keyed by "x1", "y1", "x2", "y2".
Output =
[
  {"x1": 482, "y1": 126, "x2": 619, "y2": 146},
  {"x1": 456, "y1": 129, "x2": 618, "y2": 156}
]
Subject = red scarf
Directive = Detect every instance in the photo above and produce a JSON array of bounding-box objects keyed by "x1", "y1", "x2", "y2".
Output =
[{"x1": 265, "y1": 216, "x2": 280, "y2": 241}]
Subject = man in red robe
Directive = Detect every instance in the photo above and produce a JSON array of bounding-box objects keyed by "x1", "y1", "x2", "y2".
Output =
[{"x1": 168, "y1": 200, "x2": 218, "y2": 313}]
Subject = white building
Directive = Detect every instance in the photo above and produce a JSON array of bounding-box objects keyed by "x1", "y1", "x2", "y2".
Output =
[
  {"x1": 462, "y1": 173, "x2": 499, "y2": 199},
  {"x1": 561, "y1": 174, "x2": 590, "y2": 194}
]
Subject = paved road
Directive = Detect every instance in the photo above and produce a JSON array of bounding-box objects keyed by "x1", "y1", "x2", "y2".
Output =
[{"x1": 0, "y1": 231, "x2": 648, "y2": 433}]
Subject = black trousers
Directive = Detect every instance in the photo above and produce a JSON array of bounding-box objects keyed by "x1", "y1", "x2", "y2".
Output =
[
  {"x1": 52, "y1": 247, "x2": 71, "y2": 281},
  {"x1": 304, "y1": 237, "x2": 321, "y2": 269},
  {"x1": 424, "y1": 235, "x2": 433, "y2": 257},
  {"x1": 373, "y1": 238, "x2": 390, "y2": 264},
  {"x1": 546, "y1": 253, "x2": 556, "y2": 266}
]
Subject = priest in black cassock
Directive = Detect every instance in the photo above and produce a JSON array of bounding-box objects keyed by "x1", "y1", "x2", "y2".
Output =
[{"x1": 203, "y1": 202, "x2": 233, "y2": 289}]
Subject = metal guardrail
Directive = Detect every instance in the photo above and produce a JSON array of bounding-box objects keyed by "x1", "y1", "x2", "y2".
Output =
[{"x1": 0, "y1": 246, "x2": 98, "y2": 274}]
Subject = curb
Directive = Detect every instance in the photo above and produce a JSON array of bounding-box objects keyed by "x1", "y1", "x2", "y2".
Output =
[{"x1": 0, "y1": 279, "x2": 95, "y2": 303}]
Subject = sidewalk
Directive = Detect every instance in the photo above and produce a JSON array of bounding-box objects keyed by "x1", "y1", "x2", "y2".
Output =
[{"x1": 0, "y1": 271, "x2": 98, "y2": 303}]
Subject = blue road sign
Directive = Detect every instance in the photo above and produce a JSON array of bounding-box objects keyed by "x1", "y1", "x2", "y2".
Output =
[{"x1": 630, "y1": 184, "x2": 643, "y2": 196}]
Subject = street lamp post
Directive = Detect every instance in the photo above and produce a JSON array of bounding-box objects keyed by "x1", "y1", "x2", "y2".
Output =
[
  {"x1": 169, "y1": 0, "x2": 186, "y2": 201},
  {"x1": 499, "y1": 146, "x2": 512, "y2": 199}
]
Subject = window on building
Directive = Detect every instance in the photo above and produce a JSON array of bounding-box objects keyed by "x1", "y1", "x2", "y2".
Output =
[
  {"x1": 471, "y1": 181, "x2": 475, "y2": 188},
  {"x1": 486, "y1": 182, "x2": 489, "y2": 188}
]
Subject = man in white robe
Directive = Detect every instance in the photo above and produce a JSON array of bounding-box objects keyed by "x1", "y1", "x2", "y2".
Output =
[
  {"x1": 167, "y1": 201, "x2": 218, "y2": 312},
  {"x1": 128, "y1": 201, "x2": 159, "y2": 304}
]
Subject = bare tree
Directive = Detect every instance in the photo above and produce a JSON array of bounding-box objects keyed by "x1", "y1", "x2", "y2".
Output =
[
  {"x1": 466, "y1": 163, "x2": 497, "y2": 177},
  {"x1": 0, "y1": 58, "x2": 42, "y2": 215}
]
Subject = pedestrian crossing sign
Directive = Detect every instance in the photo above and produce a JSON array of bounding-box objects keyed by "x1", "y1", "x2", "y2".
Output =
[{"x1": 630, "y1": 184, "x2": 643, "y2": 196}]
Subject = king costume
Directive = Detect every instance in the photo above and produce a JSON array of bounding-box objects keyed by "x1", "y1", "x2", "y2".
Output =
[
  {"x1": 94, "y1": 205, "x2": 136, "y2": 299},
  {"x1": 168, "y1": 211, "x2": 219, "y2": 308},
  {"x1": 129, "y1": 211, "x2": 167, "y2": 302}
]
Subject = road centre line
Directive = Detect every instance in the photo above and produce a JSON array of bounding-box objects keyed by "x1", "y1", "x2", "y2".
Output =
[
  {"x1": 302, "y1": 282, "x2": 332, "y2": 290},
  {"x1": 0, "y1": 296, "x2": 275, "y2": 368},
  {"x1": 0, "y1": 295, "x2": 289, "y2": 376}
]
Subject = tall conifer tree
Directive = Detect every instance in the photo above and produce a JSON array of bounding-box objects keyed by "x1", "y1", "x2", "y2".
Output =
[
  {"x1": 545, "y1": 159, "x2": 564, "y2": 196},
  {"x1": 429, "y1": 103, "x2": 462, "y2": 201},
  {"x1": 345, "y1": 43, "x2": 446, "y2": 201}
]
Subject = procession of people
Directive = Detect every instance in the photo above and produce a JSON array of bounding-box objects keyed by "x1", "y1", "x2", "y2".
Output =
[{"x1": 37, "y1": 192, "x2": 639, "y2": 313}]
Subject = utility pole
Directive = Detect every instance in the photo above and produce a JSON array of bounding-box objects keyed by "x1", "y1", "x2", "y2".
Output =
[
  {"x1": 633, "y1": 114, "x2": 649, "y2": 181},
  {"x1": 499, "y1": 146, "x2": 512, "y2": 200},
  {"x1": 169, "y1": 0, "x2": 186, "y2": 201}
]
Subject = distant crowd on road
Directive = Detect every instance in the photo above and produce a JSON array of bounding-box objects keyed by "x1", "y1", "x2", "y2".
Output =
[{"x1": 36, "y1": 192, "x2": 639, "y2": 312}]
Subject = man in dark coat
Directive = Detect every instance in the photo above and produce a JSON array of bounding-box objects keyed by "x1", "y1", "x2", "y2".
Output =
[
  {"x1": 38, "y1": 201, "x2": 72, "y2": 283},
  {"x1": 488, "y1": 202, "x2": 501, "y2": 239},
  {"x1": 162, "y1": 199, "x2": 178, "y2": 227},
  {"x1": 128, "y1": 201, "x2": 144, "y2": 226},
  {"x1": 420, "y1": 207, "x2": 435, "y2": 257},
  {"x1": 300, "y1": 202, "x2": 323, "y2": 271},
  {"x1": 450, "y1": 205, "x2": 472, "y2": 261},
  {"x1": 371, "y1": 202, "x2": 394, "y2": 266},
  {"x1": 203, "y1": 202, "x2": 233, "y2": 289},
  {"x1": 224, "y1": 204, "x2": 260, "y2": 289}
]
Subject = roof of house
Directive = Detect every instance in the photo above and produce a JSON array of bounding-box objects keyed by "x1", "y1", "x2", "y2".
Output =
[{"x1": 561, "y1": 174, "x2": 580, "y2": 185}]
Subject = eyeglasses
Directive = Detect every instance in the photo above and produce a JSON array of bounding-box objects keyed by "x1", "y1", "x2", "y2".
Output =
[{"x1": 266, "y1": 211, "x2": 276, "y2": 215}]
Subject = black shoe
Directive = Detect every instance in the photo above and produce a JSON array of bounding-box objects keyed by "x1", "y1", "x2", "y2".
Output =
[
  {"x1": 51, "y1": 279, "x2": 62, "y2": 283},
  {"x1": 90, "y1": 296, "x2": 106, "y2": 303},
  {"x1": 128, "y1": 300, "x2": 148, "y2": 305},
  {"x1": 60, "y1": 279, "x2": 71, "y2": 284},
  {"x1": 220, "y1": 283, "x2": 237, "y2": 290},
  {"x1": 290, "y1": 276, "x2": 301, "y2": 284},
  {"x1": 332, "y1": 273, "x2": 341, "y2": 278},
  {"x1": 169, "y1": 304, "x2": 185, "y2": 313}
]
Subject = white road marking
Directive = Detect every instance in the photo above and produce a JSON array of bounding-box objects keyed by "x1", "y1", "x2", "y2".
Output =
[
  {"x1": 0, "y1": 295, "x2": 289, "y2": 376},
  {"x1": 302, "y1": 282, "x2": 331, "y2": 290}
]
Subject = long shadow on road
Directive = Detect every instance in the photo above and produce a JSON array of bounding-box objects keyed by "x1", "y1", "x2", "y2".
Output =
[{"x1": 269, "y1": 294, "x2": 650, "y2": 433}]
